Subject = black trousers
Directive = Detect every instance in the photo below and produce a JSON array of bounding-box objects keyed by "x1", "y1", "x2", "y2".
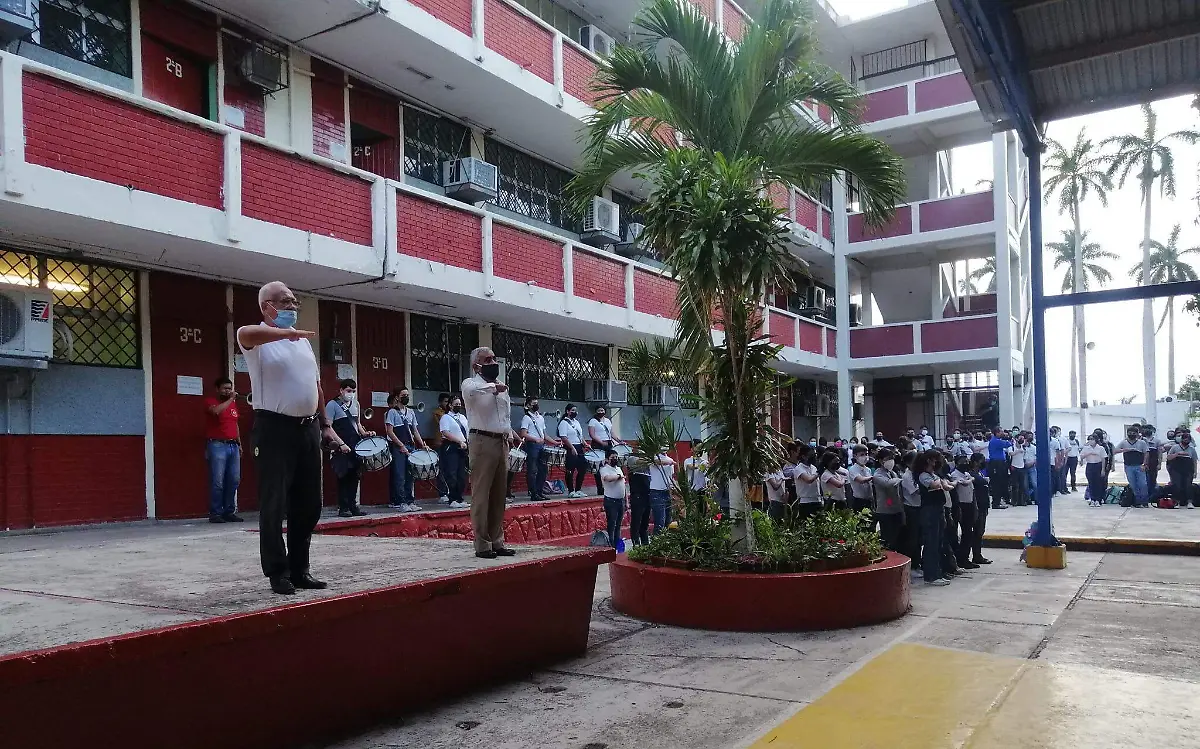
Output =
[
  {"x1": 1169, "y1": 462, "x2": 1195, "y2": 507},
  {"x1": 254, "y1": 412, "x2": 322, "y2": 579},
  {"x1": 902, "y1": 504, "x2": 922, "y2": 566},
  {"x1": 1066, "y1": 456, "x2": 1079, "y2": 491},
  {"x1": 335, "y1": 470, "x2": 359, "y2": 513},
  {"x1": 629, "y1": 473, "x2": 651, "y2": 545},
  {"x1": 565, "y1": 444, "x2": 587, "y2": 492},
  {"x1": 973, "y1": 498, "x2": 989, "y2": 561},
  {"x1": 956, "y1": 502, "x2": 976, "y2": 565},
  {"x1": 988, "y1": 459, "x2": 1009, "y2": 507},
  {"x1": 877, "y1": 512, "x2": 903, "y2": 551}
]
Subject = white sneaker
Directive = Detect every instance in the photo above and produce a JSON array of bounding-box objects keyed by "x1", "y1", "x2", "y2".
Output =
[
  {"x1": 572, "y1": 491, "x2": 584, "y2": 498},
  {"x1": 439, "y1": 495, "x2": 450, "y2": 504},
  {"x1": 404, "y1": 503, "x2": 422, "y2": 513},
  {"x1": 449, "y1": 501, "x2": 468, "y2": 509},
  {"x1": 925, "y1": 578, "x2": 951, "y2": 587},
  {"x1": 505, "y1": 496, "x2": 515, "y2": 505}
]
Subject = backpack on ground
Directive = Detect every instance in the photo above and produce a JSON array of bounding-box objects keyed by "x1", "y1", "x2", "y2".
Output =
[
  {"x1": 1119, "y1": 486, "x2": 1134, "y2": 507},
  {"x1": 588, "y1": 529, "x2": 611, "y2": 547},
  {"x1": 1104, "y1": 486, "x2": 1123, "y2": 505}
]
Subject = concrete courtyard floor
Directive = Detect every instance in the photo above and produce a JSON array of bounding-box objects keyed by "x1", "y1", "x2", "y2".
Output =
[{"x1": 983, "y1": 490, "x2": 1200, "y2": 542}]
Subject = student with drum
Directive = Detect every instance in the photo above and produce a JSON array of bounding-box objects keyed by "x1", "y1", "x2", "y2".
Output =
[
  {"x1": 439, "y1": 395, "x2": 471, "y2": 509},
  {"x1": 384, "y1": 387, "x2": 427, "y2": 513},
  {"x1": 519, "y1": 396, "x2": 560, "y2": 502},
  {"x1": 326, "y1": 378, "x2": 373, "y2": 518},
  {"x1": 558, "y1": 404, "x2": 589, "y2": 498},
  {"x1": 588, "y1": 406, "x2": 618, "y2": 496}
]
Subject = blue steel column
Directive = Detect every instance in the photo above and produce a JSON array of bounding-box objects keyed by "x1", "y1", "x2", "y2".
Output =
[{"x1": 1027, "y1": 146, "x2": 1055, "y2": 546}]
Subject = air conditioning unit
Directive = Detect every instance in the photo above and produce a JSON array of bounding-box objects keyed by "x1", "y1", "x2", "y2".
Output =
[
  {"x1": 614, "y1": 222, "x2": 646, "y2": 258},
  {"x1": 237, "y1": 42, "x2": 289, "y2": 93},
  {"x1": 579, "y1": 26, "x2": 615, "y2": 57},
  {"x1": 0, "y1": 0, "x2": 33, "y2": 45},
  {"x1": 803, "y1": 285, "x2": 827, "y2": 312},
  {"x1": 581, "y1": 196, "x2": 620, "y2": 246},
  {"x1": 585, "y1": 378, "x2": 628, "y2": 404},
  {"x1": 643, "y1": 384, "x2": 680, "y2": 410},
  {"x1": 849, "y1": 302, "x2": 861, "y2": 327},
  {"x1": 443, "y1": 157, "x2": 498, "y2": 203},
  {"x1": 0, "y1": 283, "x2": 53, "y2": 362},
  {"x1": 804, "y1": 394, "x2": 831, "y2": 418}
]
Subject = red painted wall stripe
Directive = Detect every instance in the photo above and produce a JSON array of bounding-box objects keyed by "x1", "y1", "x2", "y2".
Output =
[
  {"x1": 241, "y1": 143, "x2": 374, "y2": 245},
  {"x1": 797, "y1": 320, "x2": 823, "y2": 354},
  {"x1": 848, "y1": 205, "x2": 911, "y2": 243},
  {"x1": 493, "y1": 224, "x2": 564, "y2": 291},
  {"x1": 23, "y1": 73, "x2": 224, "y2": 209},
  {"x1": 722, "y1": 0, "x2": 746, "y2": 41},
  {"x1": 311, "y1": 60, "x2": 347, "y2": 161},
  {"x1": 849, "y1": 324, "x2": 915, "y2": 358},
  {"x1": 573, "y1": 250, "x2": 625, "y2": 307},
  {"x1": 633, "y1": 269, "x2": 678, "y2": 319},
  {"x1": 769, "y1": 310, "x2": 796, "y2": 348},
  {"x1": 915, "y1": 72, "x2": 974, "y2": 112},
  {"x1": 485, "y1": 0, "x2": 554, "y2": 83},
  {"x1": 409, "y1": 0, "x2": 473, "y2": 35},
  {"x1": 562, "y1": 44, "x2": 599, "y2": 105},
  {"x1": 397, "y1": 193, "x2": 483, "y2": 270},
  {"x1": 826, "y1": 328, "x2": 836, "y2": 357},
  {"x1": 921, "y1": 315, "x2": 998, "y2": 353}
]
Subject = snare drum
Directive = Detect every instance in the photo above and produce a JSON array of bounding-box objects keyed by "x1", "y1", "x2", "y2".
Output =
[
  {"x1": 507, "y1": 447, "x2": 528, "y2": 473},
  {"x1": 408, "y1": 449, "x2": 440, "y2": 480},
  {"x1": 583, "y1": 449, "x2": 607, "y2": 472},
  {"x1": 613, "y1": 443, "x2": 635, "y2": 468},
  {"x1": 354, "y1": 436, "x2": 392, "y2": 472},
  {"x1": 540, "y1": 445, "x2": 567, "y2": 468}
]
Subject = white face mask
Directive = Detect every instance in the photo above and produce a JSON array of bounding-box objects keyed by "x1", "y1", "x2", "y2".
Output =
[
  {"x1": 953, "y1": 433, "x2": 961, "y2": 440},
  {"x1": 883, "y1": 459, "x2": 895, "y2": 471},
  {"x1": 921, "y1": 429, "x2": 928, "y2": 436},
  {"x1": 856, "y1": 456, "x2": 868, "y2": 465}
]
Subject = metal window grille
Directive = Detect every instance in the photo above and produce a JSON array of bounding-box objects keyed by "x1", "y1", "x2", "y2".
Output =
[
  {"x1": 859, "y1": 39, "x2": 926, "y2": 81},
  {"x1": 484, "y1": 138, "x2": 580, "y2": 233},
  {"x1": 610, "y1": 191, "x2": 645, "y2": 244},
  {"x1": 31, "y1": 0, "x2": 132, "y2": 78},
  {"x1": 616, "y1": 348, "x2": 700, "y2": 408},
  {"x1": 45, "y1": 256, "x2": 139, "y2": 367},
  {"x1": 409, "y1": 313, "x2": 478, "y2": 392},
  {"x1": 403, "y1": 108, "x2": 470, "y2": 187},
  {"x1": 0, "y1": 249, "x2": 37, "y2": 287},
  {"x1": 817, "y1": 177, "x2": 834, "y2": 210},
  {"x1": 512, "y1": 0, "x2": 585, "y2": 39},
  {"x1": 493, "y1": 328, "x2": 606, "y2": 401}
]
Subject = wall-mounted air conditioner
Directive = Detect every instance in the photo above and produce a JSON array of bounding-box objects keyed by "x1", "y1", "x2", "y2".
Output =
[
  {"x1": 237, "y1": 41, "x2": 289, "y2": 93},
  {"x1": 804, "y1": 393, "x2": 831, "y2": 418},
  {"x1": 0, "y1": 283, "x2": 53, "y2": 362},
  {"x1": 614, "y1": 222, "x2": 645, "y2": 258},
  {"x1": 642, "y1": 384, "x2": 680, "y2": 410},
  {"x1": 579, "y1": 26, "x2": 615, "y2": 57},
  {"x1": 803, "y1": 285, "x2": 827, "y2": 312},
  {"x1": 585, "y1": 378, "x2": 628, "y2": 404},
  {"x1": 443, "y1": 157, "x2": 498, "y2": 203},
  {"x1": 0, "y1": 0, "x2": 33, "y2": 45},
  {"x1": 581, "y1": 196, "x2": 620, "y2": 246}
]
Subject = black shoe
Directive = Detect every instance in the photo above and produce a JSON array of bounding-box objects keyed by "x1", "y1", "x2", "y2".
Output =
[
  {"x1": 960, "y1": 561, "x2": 981, "y2": 569},
  {"x1": 941, "y1": 574, "x2": 954, "y2": 581},
  {"x1": 270, "y1": 576, "x2": 296, "y2": 595},
  {"x1": 493, "y1": 548, "x2": 516, "y2": 557},
  {"x1": 476, "y1": 550, "x2": 498, "y2": 559},
  {"x1": 208, "y1": 515, "x2": 226, "y2": 523},
  {"x1": 338, "y1": 510, "x2": 353, "y2": 518},
  {"x1": 351, "y1": 508, "x2": 368, "y2": 516},
  {"x1": 972, "y1": 557, "x2": 993, "y2": 565},
  {"x1": 222, "y1": 514, "x2": 244, "y2": 522},
  {"x1": 291, "y1": 572, "x2": 327, "y2": 590}
]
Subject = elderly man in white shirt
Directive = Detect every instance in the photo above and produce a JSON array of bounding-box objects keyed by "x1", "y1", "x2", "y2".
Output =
[{"x1": 461, "y1": 347, "x2": 518, "y2": 559}]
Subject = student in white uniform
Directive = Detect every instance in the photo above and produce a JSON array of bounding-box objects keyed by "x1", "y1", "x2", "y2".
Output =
[
  {"x1": 439, "y1": 395, "x2": 471, "y2": 509},
  {"x1": 872, "y1": 448, "x2": 904, "y2": 550},
  {"x1": 1081, "y1": 435, "x2": 1109, "y2": 506},
  {"x1": 846, "y1": 444, "x2": 875, "y2": 514},
  {"x1": 683, "y1": 441, "x2": 709, "y2": 492},
  {"x1": 819, "y1": 451, "x2": 848, "y2": 509},
  {"x1": 793, "y1": 444, "x2": 822, "y2": 522},
  {"x1": 558, "y1": 404, "x2": 588, "y2": 497},
  {"x1": 588, "y1": 406, "x2": 617, "y2": 497},
  {"x1": 949, "y1": 457, "x2": 980, "y2": 569},
  {"x1": 1065, "y1": 430, "x2": 1082, "y2": 493},
  {"x1": 598, "y1": 453, "x2": 627, "y2": 548}
]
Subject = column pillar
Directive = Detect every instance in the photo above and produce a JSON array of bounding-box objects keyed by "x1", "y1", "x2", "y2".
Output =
[{"x1": 833, "y1": 175, "x2": 852, "y2": 437}]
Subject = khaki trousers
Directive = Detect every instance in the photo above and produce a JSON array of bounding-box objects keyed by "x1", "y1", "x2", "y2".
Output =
[{"x1": 468, "y1": 434, "x2": 509, "y2": 552}]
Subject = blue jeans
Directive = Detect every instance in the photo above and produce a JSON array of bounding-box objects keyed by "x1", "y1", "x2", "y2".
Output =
[
  {"x1": 525, "y1": 442, "x2": 548, "y2": 499},
  {"x1": 1125, "y1": 465, "x2": 1148, "y2": 506},
  {"x1": 206, "y1": 440, "x2": 240, "y2": 517},
  {"x1": 649, "y1": 489, "x2": 671, "y2": 535},
  {"x1": 603, "y1": 496, "x2": 625, "y2": 548},
  {"x1": 919, "y1": 500, "x2": 944, "y2": 582},
  {"x1": 1026, "y1": 467, "x2": 1037, "y2": 503},
  {"x1": 389, "y1": 446, "x2": 414, "y2": 505}
]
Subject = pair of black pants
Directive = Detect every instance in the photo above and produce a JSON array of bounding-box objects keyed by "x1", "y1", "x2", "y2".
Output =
[
  {"x1": 987, "y1": 460, "x2": 1009, "y2": 507},
  {"x1": 972, "y1": 499, "x2": 989, "y2": 561},
  {"x1": 441, "y1": 444, "x2": 467, "y2": 503},
  {"x1": 592, "y1": 439, "x2": 614, "y2": 495},
  {"x1": 335, "y1": 470, "x2": 359, "y2": 513},
  {"x1": 942, "y1": 506, "x2": 959, "y2": 572},
  {"x1": 1169, "y1": 462, "x2": 1195, "y2": 506},
  {"x1": 1085, "y1": 461, "x2": 1106, "y2": 503},
  {"x1": 254, "y1": 412, "x2": 322, "y2": 579},
  {"x1": 629, "y1": 473, "x2": 651, "y2": 545},
  {"x1": 565, "y1": 444, "x2": 587, "y2": 492},
  {"x1": 603, "y1": 496, "x2": 625, "y2": 548},
  {"x1": 877, "y1": 512, "x2": 903, "y2": 551},
  {"x1": 919, "y1": 501, "x2": 944, "y2": 582},
  {"x1": 956, "y1": 502, "x2": 977, "y2": 565},
  {"x1": 902, "y1": 505, "x2": 922, "y2": 566},
  {"x1": 1066, "y1": 456, "x2": 1079, "y2": 491}
]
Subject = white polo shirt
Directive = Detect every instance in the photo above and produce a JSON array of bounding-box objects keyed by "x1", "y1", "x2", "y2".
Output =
[
  {"x1": 240, "y1": 336, "x2": 319, "y2": 418},
  {"x1": 520, "y1": 411, "x2": 547, "y2": 441},
  {"x1": 589, "y1": 416, "x2": 614, "y2": 442},
  {"x1": 558, "y1": 417, "x2": 585, "y2": 445}
]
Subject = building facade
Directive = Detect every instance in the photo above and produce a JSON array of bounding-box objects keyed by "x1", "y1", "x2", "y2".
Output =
[{"x1": 0, "y1": 0, "x2": 1029, "y2": 528}]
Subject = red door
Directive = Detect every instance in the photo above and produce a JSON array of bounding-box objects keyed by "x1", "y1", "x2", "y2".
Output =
[
  {"x1": 354, "y1": 305, "x2": 407, "y2": 505},
  {"x1": 231, "y1": 285, "x2": 261, "y2": 511},
  {"x1": 141, "y1": 34, "x2": 209, "y2": 117},
  {"x1": 319, "y1": 300, "x2": 354, "y2": 506},
  {"x1": 150, "y1": 273, "x2": 228, "y2": 518}
]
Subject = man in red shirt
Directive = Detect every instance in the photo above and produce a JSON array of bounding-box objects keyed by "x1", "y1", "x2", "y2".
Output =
[{"x1": 204, "y1": 377, "x2": 244, "y2": 523}]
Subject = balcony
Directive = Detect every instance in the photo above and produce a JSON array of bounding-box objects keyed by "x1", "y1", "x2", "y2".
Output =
[
  {"x1": 846, "y1": 190, "x2": 995, "y2": 254},
  {"x1": 848, "y1": 314, "x2": 999, "y2": 363},
  {"x1": 858, "y1": 69, "x2": 989, "y2": 156},
  {"x1": 768, "y1": 183, "x2": 834, "y2": 259}
]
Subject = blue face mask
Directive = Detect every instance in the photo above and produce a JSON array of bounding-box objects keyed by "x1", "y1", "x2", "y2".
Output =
[
  {"x1": 272, "y1": 308, "x2": 297, "y2": 329},
  {"x1": 808, "y1": 440, "x2": 817, "y2": 447}
]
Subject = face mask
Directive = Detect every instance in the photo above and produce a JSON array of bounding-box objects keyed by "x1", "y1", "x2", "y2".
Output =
[
  {"x1": 856, "y1": 456, "x2": 868, "y2": 465},
  {"x1": 400, "y1": 396, "x2": 410, "y2": 405},
  {"x1": 528, "y1": 404, "x2": 539, "y2": 413},
  {"x1": 875, "y1": 435, "x2": 884, "y2": 441},
  {"x1": 597, "y1": 413, "x2": 606, "y2": 421},
  {"x1": 921, "y1": 429, "x2": 928, "y2": 436},
  {"x1": 341, "y1": 391, "x2": 354, "y2": 402},
  {"x1": 480, "y1": 362, "x2": 500, "y2": 382},
  {"x1": 567, "y1": 412, "x2": 576, "y2": 420},
  {"x1": 953, "y1": 433, "x2": 961, "y2": 440},
  {"x1": 1088, "y1": 439, "x2": 1096, "y2": 446},
  {"x1": 883, "y1": 459, "x2": 895, "y2": 471},
  {"x1": 453, "y1": 404, "x2": 463, "y2": 413},
  {"x1": 808, "y1": 441, "x2": 817, "y2": 447},
  {"x1": 272, "y1": 307, "x2": 297, "y2": 329}
]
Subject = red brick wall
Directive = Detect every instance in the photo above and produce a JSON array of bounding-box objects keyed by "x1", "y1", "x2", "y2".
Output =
[
  {"x1": 821, "y1": 208, "x2": 832, "y2": 240},
  {"x1": 493, "y1": 224, "x2": 564, "y2": 291},
  {"x1": 826, "y1": 328, "x2": 836, "y2": 357},
  {"x1": 798, "y1": 319, "x2": 823, "y2": 353},
  {"x1": 311, "y1": 59, "x2": 347, "y2": 161},
  {"x1": 485, "y1": 0, "x2": 554, "y2": 83},
  {"x1": 634, "y1": 269, "x2": 678, "y2": 318},
  {"x1": 768, "y1": 182, "x2": 790, "y2": 216},
  {"x1": 573, "y1": 250, "x2": 624, "y2": 307},
  {"x1": 221, "y1": 35, "x2": 264, "y2": 137},
  {"x1": 795, "y1": 192, "x2": 819, "y2": 233},
  {"x1": 722, "y1": 0, "x2": 747, "y2": 41},
  {"x1": 23, "y1": 73, "x2": 224, "y2": 208},
  {"x1": 410, "y1": 0, "x2": 473, "y2": 35},
  {"x1": 397, "y1": 193, "x2": 483, "y2": 270},
  {"x1": 242, "y1": 143, "x2": 373, "y2": 245},
  {"x1": 769, "y1": 310, "x2": 795, "y2": 348},
  {"x1": 563, "y1": 44, "x2": 599, "y2": 105},
  {"x1": 0, "y1": 435, "x2": 145, "y2": 529},
  {"x1": 689, "y1": 0, "x2": 715, "y2": 19}
]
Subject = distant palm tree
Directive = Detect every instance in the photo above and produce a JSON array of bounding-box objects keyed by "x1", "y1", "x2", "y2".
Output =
[
  {"x1": 967, "y1": 256, "x2": 997, "y2": 293},
  {"x1": 1130, "y1": 224, "x2": 1200, "y2": 397},
  {"x1": 1048, "y1": 229, "x2": 1116, "y2": 294},
  {"x1": 1103, "y1": 104, "x2": 1199, "y2": 421},
  {"x1": 1044, "y1": 129, "x2": 1110, "y2": 431}
]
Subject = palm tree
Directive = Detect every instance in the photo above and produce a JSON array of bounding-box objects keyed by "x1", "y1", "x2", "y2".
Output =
[
  {"x1": 1130, "y1": 224, "x2": 1200, "y2": 397},
  {"x1": 967, "y1": 256, "x2": 997, "y2": 293},
  {"x1": 569, "y1": 0, "x2": 905, "y2": 549},
  {"x1": 1048, "y1": 230, "x2": 1116, "y2": 413},
  {"x1": 1044, "y1": 130, "x2": 1111, "y2": 435},
  {"x1": 1103, "y1": 104, "x2": 1199, "y2": 421}
]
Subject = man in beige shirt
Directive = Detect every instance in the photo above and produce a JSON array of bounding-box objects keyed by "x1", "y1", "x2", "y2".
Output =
[{"x1": 462, "y1": 347, "x2": 517, "y2": 559}]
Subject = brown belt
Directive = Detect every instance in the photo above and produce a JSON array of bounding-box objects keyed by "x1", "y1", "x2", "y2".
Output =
[{"x1": 470, "y1": 429, "x2": 506, "y2": 439}]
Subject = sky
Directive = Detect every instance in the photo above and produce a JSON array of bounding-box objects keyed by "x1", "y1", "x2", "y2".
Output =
[{"x1": 829, "y1": 0, "x2": 1200, "y2": 409}]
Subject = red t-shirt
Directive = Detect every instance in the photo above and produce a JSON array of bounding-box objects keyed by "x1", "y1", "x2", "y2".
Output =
[{"x1": 204, "y1": 397, "x2": 240, "y2": 441}]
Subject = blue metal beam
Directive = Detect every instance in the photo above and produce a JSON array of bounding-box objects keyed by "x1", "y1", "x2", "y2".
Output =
[
  {"x1": 1043, "y1": 280, "x2": 1200, "y2": 309},
  {"x1": 1028, "y1": 146, "x2": 1056, "y2": 547}
]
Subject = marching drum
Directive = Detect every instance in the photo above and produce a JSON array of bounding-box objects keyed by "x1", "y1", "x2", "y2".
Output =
[
  {"x1": 408, "y1": 449, "x2": 440, "y2": 480},
  {"x1": 583, "y1": 449, "x2": 607, "y2": 472},
  {"x1": 354, "y1": 436, "x2": 392, "y2": 473},
  {"x1": 507, "y1": 447, "x2": 528, "y2": 473},
  {"x1": 540, "y1": 445, "x2": 567, "y2": 468},
  {"x1": 613, "y1": 443, "x2": 635, "y2": 468}
]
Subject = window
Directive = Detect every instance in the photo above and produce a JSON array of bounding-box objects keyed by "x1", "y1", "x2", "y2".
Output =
[
  {"x1": 492, "y1": 329, "x2": 607, "y2": 401},
  {"x1": 31, "y1": 0, "x2": 132, "y2": 77},
  {"x1": 617, "y1": 348, "x2": 700, "y2": 408},
  {"x1": 409, "y1": 313, "x2": 478, "y2": 392},
  {"x1": 403, "y1": 108, "x2": 470, "y2": 187},
  {"x1": 511, "y1": 0, "x2": 585, "y2": 40},
  {"x1": 0, "y1": 250, "x2": 140, "y2": 367},
  {"x1": 609, "y1": 191, "x2": 645, "y2": 244},
  {"x1": 484, "y1": 138, "x2": 579, "y2": 233}
]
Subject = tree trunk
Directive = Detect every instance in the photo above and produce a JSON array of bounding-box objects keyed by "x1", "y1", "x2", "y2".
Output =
[
  {"x1": 1072, "y1": 207, "x2": 1086, "y2": 438},
  {"x1": 728, "y1": 478, "x2": 753, "y2": 550},
  {"x1": 1168, "y1": 298, "x2": 1176, "y2": 397},
  {"x1": 1141, "y1": 185, "x2": 1157, "y2": 424},
  {"x1": 1079, "y1": 308, "x2": 1089, "y2": 437}
]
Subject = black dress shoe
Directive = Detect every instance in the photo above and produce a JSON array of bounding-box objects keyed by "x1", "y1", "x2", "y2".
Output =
[
  {"x1": 972, "y1": 557, "x2": 993, "y2": 565},
  {"x1": 222, "y1": 514, "x2": 244, "y2": 523},
  {"x1": 338, "y1": 510, "x2": 353, "y2": 518},
  {"x1": 209, "y1": 515, "x2": 226, "y2": 523},
  {"x1": 960, "y1": 561, "x2": 981, "y2": 569},
  {"x1": 291, "y1": 572, "x2": 327, "y2": 590},
  {"x1": 493, "y1": 548, "x2": 516, "y2": 557},
  {"x1": 270, "y1": 576, "x2": 296, "y2": 595},
  {"x1": 475, "y1": 550, "x2": 498, "y2": 559},
  {"x1": 351, "y1": 508, "x2": 368, "y2": 516}
]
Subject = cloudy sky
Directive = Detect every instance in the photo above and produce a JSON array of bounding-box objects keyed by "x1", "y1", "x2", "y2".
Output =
[{"x1": 830, "y1": 0, "x2": 1200, "y2": 409}]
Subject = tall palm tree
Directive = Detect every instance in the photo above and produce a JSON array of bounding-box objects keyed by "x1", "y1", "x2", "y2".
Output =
[
  {"x1": 1103, "y1": 104, "x2": 1199, "y2": 421},
  {"x1": 1130, "y1": 224, "x2": 1200, "y2": 397},
  {"x1": 569, "y1": 0, "x2": 905, "y2": 548},
  {"x1": 1048, "y1": 230, "x2": 1116, "y2": 412},
  {"x1": 1044, "y1": 130, "x2": 1110, "y2": 434},
  {"x1": 967, "y1": 256, "x2": 997, "y2": 293}
]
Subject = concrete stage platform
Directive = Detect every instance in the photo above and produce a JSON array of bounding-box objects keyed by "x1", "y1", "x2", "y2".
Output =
[
  {"x1": 0, "y1": 525, "x2": 611, "y2": 749},
  {"x1": 982, "y1": 494, "x2": 1200, "y2": 553}
]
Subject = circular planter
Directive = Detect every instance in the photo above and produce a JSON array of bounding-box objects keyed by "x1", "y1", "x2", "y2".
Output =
[{"x1": 610, "y1": 551, "x2": 911, "y2": 631}]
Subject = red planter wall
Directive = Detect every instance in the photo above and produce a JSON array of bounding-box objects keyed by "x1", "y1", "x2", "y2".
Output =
[
  {"x1": 485, "y1": 0, "x2": 554, "y2": 83},
  {"x1": 574, "y1": 250, "x2": 625, "y2": 307},
  {"x1": 396, "y1": 194, "x2": 482, "y2": 270},
  {"x1": 24, "y1": 73, "x2": 223, "y2": 208},
  {"x1": 493, "y1": 224, "x2": 564, "y2": 291}
]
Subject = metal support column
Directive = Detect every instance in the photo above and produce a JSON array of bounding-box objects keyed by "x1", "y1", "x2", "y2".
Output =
[{"x1": 1027, "y1": 146, "x2": 1056, "y2": 547}]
